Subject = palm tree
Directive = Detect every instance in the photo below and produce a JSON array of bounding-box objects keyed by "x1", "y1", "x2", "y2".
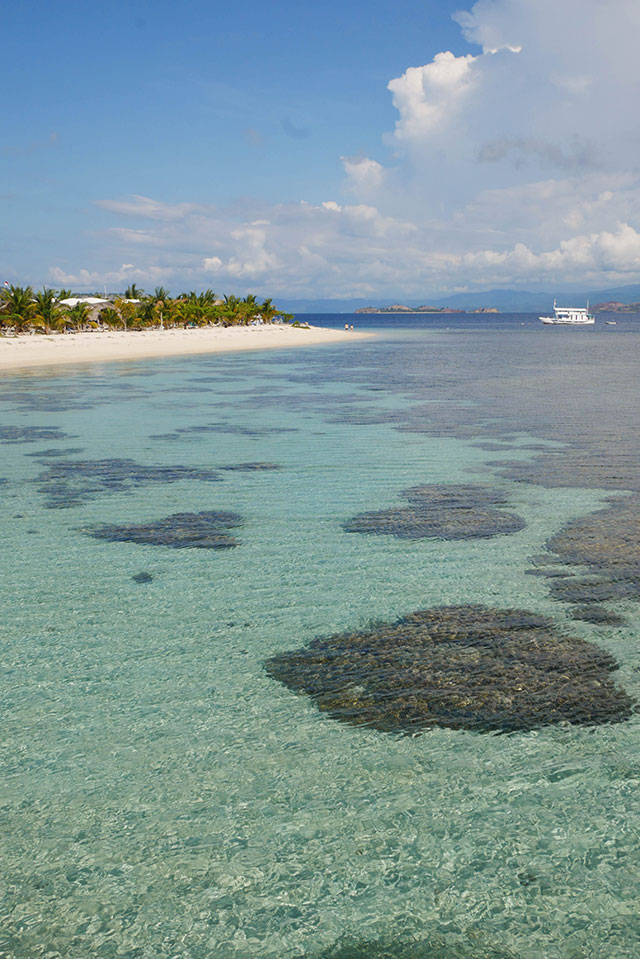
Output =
[
  {"x1": 240, "y1": 293, "x2": 261, "y2": 325},
  {"x1": 0, "y1": 282, "x2": 293, "y2": 336},
  {"x1": 133, "y1": 298, "x2": 156, "y2": 328},
  {"x1": 173, "y1": 300, "x2": 194, "y2": 328},
  {"x1": 258, "y1": 298, "x2": 291, "y2": 324},
  {"x1": 259, "y1": 297, "x2": 275, "y2": 324},
  {"x1": 0, "y1": 284, "x2": 35, "y2": 333},
  {"x1": 32, "y1": 287, "x2": 63, "y2": 334},
  {"x1": 222, "y1": 294, "x2": 243, "y2": 325},
  {"x1": 99, "y1": 307, "x2": 122, "y2": 330},
  {"x1": 152, "y1": 287, "x2": 171, "y2": 328},
  {"x1": 65, "y1": 302, "x2": 90, "y2": 332},
  {"x1": 113, "y1": 297, "x2": 141, "y2": 331},
  {"x1": 161, "y1": 298, "x2": 179, "y2": 328}
]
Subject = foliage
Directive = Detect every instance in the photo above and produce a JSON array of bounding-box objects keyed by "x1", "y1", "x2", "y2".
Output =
[
  {"x1": 0, "y1": 284, "x2": 294, "y2": 335},
  {"x1": 0, "y1": 284, "x2": 36, "y2": 332},
  {"x1": 32, "y1": 288, "x2": 63, "y2": 334},
  {"x1": 65, "y1": 303, "x2": 91, "y2": 331}
]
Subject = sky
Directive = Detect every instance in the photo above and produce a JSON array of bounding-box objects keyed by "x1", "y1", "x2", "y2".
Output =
[{"x1": 2, "y1": 0, "x2": 640, "y2": 299}]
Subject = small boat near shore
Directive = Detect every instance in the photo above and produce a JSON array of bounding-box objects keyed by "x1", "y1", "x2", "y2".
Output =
[{"x1": 539, "y1": 300, "x2": 595, "y2": 325}]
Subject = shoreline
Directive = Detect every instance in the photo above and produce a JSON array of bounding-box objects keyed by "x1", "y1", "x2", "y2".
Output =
[{"x1": 0, "y1": 325, "x2": 372, "y2": 373}]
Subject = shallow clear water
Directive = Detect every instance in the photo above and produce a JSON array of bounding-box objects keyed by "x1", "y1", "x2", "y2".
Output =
[{"x1": 2, "y1": 319, "x2": 640, "y2": 958}]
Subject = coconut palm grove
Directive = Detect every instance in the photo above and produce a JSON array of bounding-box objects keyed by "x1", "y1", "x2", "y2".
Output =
[{"x1": 0, "y1": 284, "x2": 293, "y2": 335}]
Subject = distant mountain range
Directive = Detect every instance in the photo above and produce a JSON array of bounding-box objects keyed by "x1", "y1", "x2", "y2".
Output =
[{"x1": 277, "y1": 283, "x2": 640, "y2": 314}]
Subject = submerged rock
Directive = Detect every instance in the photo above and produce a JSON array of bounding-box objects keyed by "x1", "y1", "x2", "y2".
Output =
[
  {"x1": 131, "y1": 571, "x2": 154, "y2": 583},
  {"x1": 265, "y1": 605, "x2": 634, "y2": 734},
  {"x1": 36, "y1": 457, "x2": 222, "y2": 508},
  {"x1": 85, "y1": 510, "x2": 242, "y2": 549},
  {"x1": 524, "y1": 567, "x2": 571, "y2": 578},
  {"x1": 150, "y1": 422, "x2": 298, "y2": 440},
  {"x1": 496, "y1": 450, "x2": 640, "y2": 493},
  {"x1": 545, "y1": 495, "x2": 640, "y2": 608},
  {"x1": 569, "y1": 606, "x2": 627, "y2": 626},
  {"x1": 0, "y1": 426, "x2": 70, "y2": 444},
  {"x1": 548, "y1": 496, "x2": 640, "y2": 574},
  {"x1": 26, "y1": 447, "x2": 85, "y2": 458},
  {"x1": 548, "y1": 577, "x2": 627, "y2": 604},
  {"x1": 218, "y1": 462, "x2": 281, "y2": 471},
  {"x1": 343, "y1": 484, "x2": 525, "y2": 540},
  {"x1": 311, "y1": 934, "x2": 519, "y2": 959}
]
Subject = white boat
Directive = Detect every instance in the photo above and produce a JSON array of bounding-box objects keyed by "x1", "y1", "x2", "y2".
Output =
[{"x1": 539, "y1": 300, "x2": 595, "y2": 325}]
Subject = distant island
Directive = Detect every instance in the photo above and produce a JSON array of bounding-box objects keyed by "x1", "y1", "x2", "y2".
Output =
[
  {"x1": 592, "y1": 301, "x2": 640, "y2": 313},
  {"x1": 355, "y1": 304, "x2": 499, "y2": 314}
]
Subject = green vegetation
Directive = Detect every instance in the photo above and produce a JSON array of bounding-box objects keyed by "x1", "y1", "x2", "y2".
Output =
[{"x1": 0, "y1": 284, "x2": 293, "y2": 335}]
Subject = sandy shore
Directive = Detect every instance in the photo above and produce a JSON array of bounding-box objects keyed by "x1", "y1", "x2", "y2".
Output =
[{"x1": 0, "y1": 325, "x2": 371, "y2": 372}]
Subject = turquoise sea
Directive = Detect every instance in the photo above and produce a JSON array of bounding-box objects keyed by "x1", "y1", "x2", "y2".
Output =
[{"x1": 2, "y1": 314, "x2": 640, "y2": 959}]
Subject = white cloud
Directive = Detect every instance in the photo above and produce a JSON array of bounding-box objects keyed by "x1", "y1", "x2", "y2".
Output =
[
  {"x1": 226, "y1": 225, "x2": 281, "y2": 277},
  {"x1": 96, "y1": 194, "x2": 199, "y2": 221},
  {"x1": 341, "y1": 156, "x2": 386, "y2": 194},
  {"x1": 49, "y1": 263, "x2": 165, "y2": 288},
  {"x1": 51, "y1": 1, "x2": 640, "y2": 296},
  {"x1": 461, "y1": 224, "x2": 640, "y2": 277},
  {"x1": 387, "y1": 51, "x2": 478, "y2": 141},
  {"x1": 108, "y1": 228, "x2": 165, "y2": 246}
]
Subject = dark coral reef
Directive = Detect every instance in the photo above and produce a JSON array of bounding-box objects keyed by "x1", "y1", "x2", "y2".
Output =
[
  {"x1": 131, "y1": 571, "x2": 154, "y2": 583},
  {"x1": 26, "y1": 447, "x2": 85, "y2": 458},
  {"x1": 310, "y1": 933, "x2": 519, "y2": 959},
  {"x1": 568, "y1": 606, "x2": 627, "y2": 626},
  {"x1": 218, "y1": 462, "x2": 281, "y2": 472},
  {"x1": 265, "y1": 605, "x2": 634, "y2": 734},
  {"x1": 343, "y1": 485, "x2": 525, "y2": 541},
  {"x1": 0, "y1": 425, "x2": 70, "y2": 444},
  {"x1": 85, "y1": 510, "x2": 242, "y2": 549},
  {"x1": 150, "y1": 422, "x2": 297, "y2": 440},
  {"x1": 36, "y1": 458, "x2": 221, "y2": 508},
  {"x1": 531, "y1": 495, "x2": 640, "y2": 616}
]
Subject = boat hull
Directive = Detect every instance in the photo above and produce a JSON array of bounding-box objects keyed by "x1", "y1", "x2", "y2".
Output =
[{"x1": 540, "y1": 316, "x2": 595, "y2": 325}]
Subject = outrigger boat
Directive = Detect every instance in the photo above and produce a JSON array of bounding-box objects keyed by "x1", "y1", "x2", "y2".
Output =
[{"x1": 539, "y1": 300, "x2": 595, "y2": 325}]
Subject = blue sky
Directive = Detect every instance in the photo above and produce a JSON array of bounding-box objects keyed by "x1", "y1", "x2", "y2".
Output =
[{"x1": 3, "y1": 0, "x2": 640, "y2": 298}]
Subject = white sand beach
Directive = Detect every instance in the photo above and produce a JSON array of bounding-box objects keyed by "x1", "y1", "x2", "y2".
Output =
[{"x1": 0, "y1": 324, "x2": 371, "y2": 372}]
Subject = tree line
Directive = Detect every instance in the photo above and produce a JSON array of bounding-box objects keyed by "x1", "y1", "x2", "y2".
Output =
[{"x1": 0, "y1": 283, "x2": 293, "y2": 334}]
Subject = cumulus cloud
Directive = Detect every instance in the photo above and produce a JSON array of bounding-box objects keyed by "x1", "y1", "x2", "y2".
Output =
[
  {"x1": 50, "y1": 201, "x2": 640, "y2": 297},
  {"x1": 52, "y1": 198, "x2": 421, "y2": 294},
  {"x1": 53, "y1": 0, "x2": 640, "y2": 295},
  {"x1": 341, "y1": 156, "x2": 386, "y2": 196},
  {"x1": 461, "y1": 223, "x2": 640, "y2": 278},
  {"x1": 49, "y1": 263, "x2": 165, "y2": 288},
  {"x1": 476, "y1": 137, "x2": 598, "y2": 172},
  {"x1": 226, "y1": 225, "x2": 282, "y2": 277},
  {"x1": 387, "y1": 51, "x2": 478, "y2": 141}
]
